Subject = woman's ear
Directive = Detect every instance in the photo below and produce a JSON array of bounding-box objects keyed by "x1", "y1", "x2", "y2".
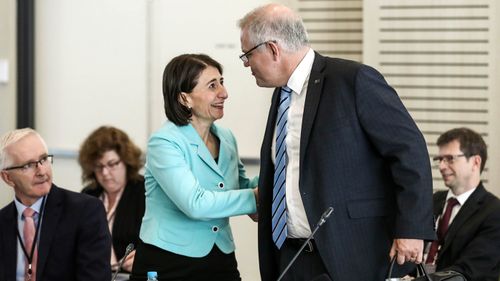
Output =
[{"x1": 178, "y1": 92, "x2": 191, "y2": 109}]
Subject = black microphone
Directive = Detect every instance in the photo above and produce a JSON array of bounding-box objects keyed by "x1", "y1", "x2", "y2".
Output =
[
  {"x1": 111, "y1": 243, "x2": 135, "y2": 281},
  {"x1": 276, "y1": 207, "x2": 334, "y2": 281}
]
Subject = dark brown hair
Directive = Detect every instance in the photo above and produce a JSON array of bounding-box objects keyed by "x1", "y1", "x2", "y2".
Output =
[
  {"x1": 437, "y1": 127, "x2": 487, "y2": 173},
  {"x1": 78, "y1": 126, "x2": 143, "y2": 187},
  {"x1": 162, "y1": 54, "x2": 223, "y2": 125}
]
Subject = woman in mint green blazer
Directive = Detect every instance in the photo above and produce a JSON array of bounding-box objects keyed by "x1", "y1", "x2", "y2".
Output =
[{"x1": 130, "y1": 54, "x2": 258, "y2": 281}]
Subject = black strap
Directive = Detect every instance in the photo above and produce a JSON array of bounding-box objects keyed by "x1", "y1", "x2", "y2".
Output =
[{"x1": 386, "y1": 255, "x2": 432, "y2": 281}]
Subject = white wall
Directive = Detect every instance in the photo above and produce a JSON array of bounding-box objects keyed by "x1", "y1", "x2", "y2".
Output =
[
  {"x1": 0, "y1": 0, "x2": 16, "y2": 207},
  {"x1": 35, "y1": 0, "x2": 149, "y2": 151}
]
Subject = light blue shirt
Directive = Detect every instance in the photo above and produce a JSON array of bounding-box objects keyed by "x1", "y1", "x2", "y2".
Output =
[{"x1": 14, "y1": 196, "x2": 45, "y2": 281}]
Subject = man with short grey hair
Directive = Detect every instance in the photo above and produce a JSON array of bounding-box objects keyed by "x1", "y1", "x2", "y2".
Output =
[
  {"x1": 238, "y1": 4, "x2": 435, "y2": 281},
  {"x1": 0, "y1": 128, "x2": 111, "y2": 281}
]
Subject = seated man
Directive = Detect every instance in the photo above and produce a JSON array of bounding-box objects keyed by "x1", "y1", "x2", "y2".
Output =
[
  {"x1": 0, "y1": 128, "x2": 111, "y2": 280},
  {"x1": 425, "y1": 127, "x2": 500, "y2": 280}
]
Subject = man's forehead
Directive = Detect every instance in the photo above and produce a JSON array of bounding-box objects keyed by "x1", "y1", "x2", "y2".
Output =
[
  {"x1": 6, "y1": 134, "x2": 47, "y2": 161},
  {"x1": 439, "y1": 140, "x2": 461, "y2": 152}
]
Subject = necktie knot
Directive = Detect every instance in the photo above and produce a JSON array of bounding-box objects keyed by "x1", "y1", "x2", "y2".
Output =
[
  {"x1": 281, "y1": 85, "x2": 292, "y2": 96},
  {"x1": 23, "y1": 208, "x2": 36, "y2": 219},
  {"x1": 446, "y1": 197, "x2": 459, "y2": 209}
]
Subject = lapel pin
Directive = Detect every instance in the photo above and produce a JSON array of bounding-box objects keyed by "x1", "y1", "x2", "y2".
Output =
[{"x1": 314, "y1": 79, "x2": 320, "y2": 84}]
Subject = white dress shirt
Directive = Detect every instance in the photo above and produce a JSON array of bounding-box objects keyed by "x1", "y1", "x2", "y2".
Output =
[{"x1": 273, "y1": 48, "x2": 315, "y2": 238}]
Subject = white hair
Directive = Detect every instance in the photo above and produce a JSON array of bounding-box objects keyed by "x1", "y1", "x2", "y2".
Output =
[
  {"x1": 0, "y1": 128, "x2": 47, "y2": 170},
  {"x1": 238, "y1": 3, "x2": 309, "y2": 53}
]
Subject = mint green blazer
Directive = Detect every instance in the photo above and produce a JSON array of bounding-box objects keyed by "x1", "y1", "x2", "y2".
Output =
[{"x1": 139, "y1": 121, "x2": 258, "y2": 257}]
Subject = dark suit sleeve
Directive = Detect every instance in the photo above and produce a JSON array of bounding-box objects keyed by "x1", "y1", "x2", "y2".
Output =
[
  {"x1": 354, "y1": 65, "x2": 435, "y2": 239},
  {"x1": 445, "y1": 204, "x2": 500, "y2": 280},
  {"x1": 75, "y1": 197, "x2": 112, "y2": 281}
]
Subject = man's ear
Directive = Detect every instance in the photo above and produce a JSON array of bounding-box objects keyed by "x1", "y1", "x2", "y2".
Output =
[
  {"x1": 0, "y1": 170, "x2": 15, "y2": 188},
  {"x1": 268, "y1": 41, "x2": 280, "y2": 61},
  {"x1": 473, "y1": 155, "x2": 482, "y2": 171}
]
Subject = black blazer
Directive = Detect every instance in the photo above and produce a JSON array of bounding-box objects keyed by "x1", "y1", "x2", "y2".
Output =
[
  {"x1": 257, "y1": 53, "x2": 435, "y2": 281},
  {"x1": 82, "y1": 176, "x2": 145, "y2": 261},
  {"x1": 0, "y1": 185, "x2": 111, "y2": 281},
  {"x1": 433, "y1": 183, "x2": 500, "y2": 281}
]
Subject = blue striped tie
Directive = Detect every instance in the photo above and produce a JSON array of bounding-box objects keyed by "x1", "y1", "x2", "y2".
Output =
[{"x1": 272, "y1": 86, "x2": 291, "y2": 249}]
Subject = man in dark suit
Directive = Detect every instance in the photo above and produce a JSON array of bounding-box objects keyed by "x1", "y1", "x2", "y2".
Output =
[
  {"x1": 0, "y1": 128, "x2": 111, "y2": 280},
  {"x1": 238, "y1": 4, "x2": 435, "y2": 281},
  {"x1": 427, "y1": 127, "x2": 500, "y2": 280}
]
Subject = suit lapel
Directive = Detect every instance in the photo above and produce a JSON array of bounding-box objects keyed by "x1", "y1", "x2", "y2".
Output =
[
  {"x1": 433, "y1": 192, "x2": 447, "y2": 218},
  {"x1": 212, "y1": 126, "x2": 231, "y2": 175},
  {"x1": 1, "y1": 202, "x2": 18, "y2": 281},
  {"x1": 180, "y1": 124, "x2": 223, "y2": 177},
  {"x1": 300, "y1": 53, "x2": 325, "y2": 169},
  {"x1": 441, "y1": 185, "x2": 486, "y2": 253},
  {"x1": 262, "y1": 88, "x2": 280, "y2": 162},
  {"x1": 36, "y1": 185, "x2": 63, "y2": 279}
]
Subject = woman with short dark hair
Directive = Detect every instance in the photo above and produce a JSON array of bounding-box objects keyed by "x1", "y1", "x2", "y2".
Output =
[{"x1": 130, "y1": 54, "x2": 258, "y2": 281}]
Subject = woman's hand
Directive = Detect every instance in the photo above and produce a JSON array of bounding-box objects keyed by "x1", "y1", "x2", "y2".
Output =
[{"x1": 248, "y1": 187, "x2": 259, "y2": 222}]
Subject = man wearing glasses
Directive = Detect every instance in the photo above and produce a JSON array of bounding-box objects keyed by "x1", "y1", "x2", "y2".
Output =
[
  {"x1": 238, "y1": 4, "x2": 434, "y2": 281},
  {"x1": 426, "y1": 127, "x2": 500, "y2": 281},
  {"x1": 0, "y1": 128, "x2": 111, "y2": 281}
]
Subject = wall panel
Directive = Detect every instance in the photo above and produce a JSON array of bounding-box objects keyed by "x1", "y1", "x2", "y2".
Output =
[{"x1": 364, "y1": 0, "x2": 498, "y2": 194}]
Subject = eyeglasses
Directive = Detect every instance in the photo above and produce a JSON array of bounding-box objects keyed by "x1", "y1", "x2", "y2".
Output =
[
  {"x1": 239, "y1": 40, "x2": 276, "y2": 63},
  {"x1": 3, "y1": 155, "x2": 54, "y2": 173},
  {"x1": 432, "y1": 154, "x2": 466, "y2": 165},
  {"x1": 94, "y1": 160, "x2": 122, "y2": 174}
]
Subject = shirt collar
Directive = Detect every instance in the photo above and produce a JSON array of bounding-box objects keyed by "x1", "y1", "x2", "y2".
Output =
[
  {"x1": 286, "y1": 48, "x2": 315, "y2": 94},
  {"x1": 14, "y1": 196, "x2": 45, "y2": 220},
  {"x1": 446, "y1": 187, "x2": 476, "y2": 206}
]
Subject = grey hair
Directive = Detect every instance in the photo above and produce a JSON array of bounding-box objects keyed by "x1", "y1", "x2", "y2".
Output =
[
  {"x1": 238, "y1": 4, "x2": 309, "y2": 53},
  {"x1": 0, "y1": 128, "x2": 47, "y2": 170}
]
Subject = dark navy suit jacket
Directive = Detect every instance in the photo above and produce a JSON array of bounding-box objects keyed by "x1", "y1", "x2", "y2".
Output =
[
  {"x1": 257, "y1": 53, "x2": 435, "y2": 281},
  {"x1": 433, "y1": 183, "x2": 500, "y2": 281},
  {"x1": 0, "y1": 185, "x2": 111, "y2": 281}
]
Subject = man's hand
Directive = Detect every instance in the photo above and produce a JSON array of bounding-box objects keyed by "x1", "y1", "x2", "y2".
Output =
[
  {"x1": 389, "y1": 239, "x2": 423, "y2": 264},
  {"x1": 248, "y1": 187, "x2": 259, "y2": 222},
  {"x1": 122, "y1": 249, "x2": 136, "y2": 272}
]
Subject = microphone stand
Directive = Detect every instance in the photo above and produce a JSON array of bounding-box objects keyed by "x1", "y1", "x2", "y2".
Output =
[
  {"x1": 111, "y1": 243, "x2": 135, "y2": 281},
  {"x1": 277, "y1": 207, "x2": 333, "y2": 281}
]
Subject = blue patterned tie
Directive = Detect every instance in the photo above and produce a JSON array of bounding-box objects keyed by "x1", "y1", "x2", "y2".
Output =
[{"x1": 272, "y1": 86, "x2": 291, "y2": 249}]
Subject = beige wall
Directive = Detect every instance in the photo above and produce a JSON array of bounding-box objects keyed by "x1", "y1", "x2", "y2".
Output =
[
  {"x1": 0, "y1": 0, "x2": 16, "y2": 207},
  {"x1": 363, "y1": 0, "x2": 500, "y2": 197}
]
